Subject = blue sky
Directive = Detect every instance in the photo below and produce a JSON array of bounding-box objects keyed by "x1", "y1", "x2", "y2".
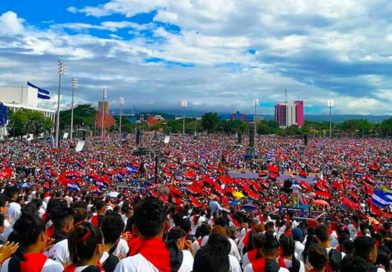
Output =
[{"x1": 0, "y1": 0, "x2": 392, "y2": 115}]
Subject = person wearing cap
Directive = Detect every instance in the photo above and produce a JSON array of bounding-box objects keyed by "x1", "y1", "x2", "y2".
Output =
[
  {"x1": 292, "y1": 227, "x2": 305, "y2": 262},
  {"x1": 244, "y1": 232, "x2": 289, "y2": 272},
  {"x1": 353, "y1": 236, "x2": 386, "y2": 272}
]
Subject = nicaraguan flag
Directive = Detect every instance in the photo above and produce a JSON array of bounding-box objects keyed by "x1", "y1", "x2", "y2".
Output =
[
  {"x1": 127, "y1": 165, "x2": 138, "y2": 174},
  {"x1": 371, "y1": 190, "x2": 392, "y2": 207},
  {"x1": 27, "y1": 82, "x2": 50, "y2": 100},
  {"x1": 117, "y1": 172, "x2": 125, "y2": 181},
  {"x1": 67, "y1": 182, "x2": 80, "y2": 192}
]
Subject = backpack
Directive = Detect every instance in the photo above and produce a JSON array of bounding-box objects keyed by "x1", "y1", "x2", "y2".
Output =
[{"x1": 327, "y1": 249, "x2": 342, "y2": 272}]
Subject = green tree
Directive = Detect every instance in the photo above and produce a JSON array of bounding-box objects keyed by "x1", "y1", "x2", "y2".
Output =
[
  {"x1": 380, "y1": 117, "x2": 392, "y2": 137},
  {"x1": 60, "y1": 104, "x2": 97, "y2": 130},
  {"x1": 8, "y1": 109, "x2": 52, "y2": 137},
  {"x1": 201, "y1": 112, "x2": 221, "y2": 133},
  {"x1": 257, "y1": 120, "x2": 279, "y2": 135},
  {"x1": 220, "y1": 120, "x2": 247, "y2": 134}
]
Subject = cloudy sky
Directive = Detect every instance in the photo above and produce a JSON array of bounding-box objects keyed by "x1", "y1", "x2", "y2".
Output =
[{"x1": 0, "y1": 0, "x2": 392, "y2": 115}]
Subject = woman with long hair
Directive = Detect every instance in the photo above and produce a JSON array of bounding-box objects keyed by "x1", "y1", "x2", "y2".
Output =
[
  {"x1": 64, "y1": 222, "x2": 104, "y2": 272},
  {"x1": 278, "y1": 234, "x2": 305, "y2": 272}
]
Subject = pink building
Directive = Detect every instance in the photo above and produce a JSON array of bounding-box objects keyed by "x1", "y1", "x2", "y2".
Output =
[
  {"x1": 294, "y1": 100, "x2": 304, "y2": 128},
  {"x1": 275, "y1": 104, "x2": 287, "y2": 127}
]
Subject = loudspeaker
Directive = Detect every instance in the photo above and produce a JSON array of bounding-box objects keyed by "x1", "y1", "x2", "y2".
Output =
[
  {"x1": 237, "y1": 133, "x2": 242, "y2": 144},
  {"x1": 249, "y1": 123, "x2": 255, "y2": 148},
  {"x1": 304, "y1": 134, "x2": 308, "y2": 146},
  {"x1": 135, "y1": 127, "x2": 142, "y2": 145}
]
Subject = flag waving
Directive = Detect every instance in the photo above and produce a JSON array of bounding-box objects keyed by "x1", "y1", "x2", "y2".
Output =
[{"x1": 27, "y1": 82, "x2": 50, "y2": 100}]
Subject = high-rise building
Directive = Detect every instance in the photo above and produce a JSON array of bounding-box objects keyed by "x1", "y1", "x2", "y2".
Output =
[
  {"x1": 275, "y1": 104, "x2": 287, "y2": 127},
  {"x1": 294, "y1": 100, "x2": 304, "y2": 128},
  {"x1": 274, "y1": 100, "x2": 304, "y2": 128},
  {"x1": 98, "y1": 101, "x2": 110, "y2": 114}
]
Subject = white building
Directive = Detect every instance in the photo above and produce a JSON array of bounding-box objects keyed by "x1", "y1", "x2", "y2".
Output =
[{"x1": 0, "y1": 85, "x2": 56, "y2": 138}]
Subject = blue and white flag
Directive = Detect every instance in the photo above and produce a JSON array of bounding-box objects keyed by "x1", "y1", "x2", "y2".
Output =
[
  {"x1": 67, "y1": 182, "x2": 80, "y2": 192},
  {"x1": 127, "y1": 165, "x2": 138, "y2": 174},
  {"x1": 27, "y1": 82, "x2": 50, "y2": 100},
  {"x1": 371, "y1": 190, "x2": 392, "y2": 207}
]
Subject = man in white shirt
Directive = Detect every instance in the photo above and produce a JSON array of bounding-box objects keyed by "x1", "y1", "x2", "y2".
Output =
[
  {"x1": 5, "y1": 188, "x2": 21, "y2": 224},
  {"x1": 45, "y1": 201, "x2": 74, "y2": 267},
  {"x1": 115, "y1": 197, "x2": 191, "y2": 272}
]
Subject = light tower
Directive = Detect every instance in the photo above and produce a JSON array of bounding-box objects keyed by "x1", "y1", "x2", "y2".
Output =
[
  {"x1": 55, "y1": 61, "x2": 66, "y2": 148},
  {"x1": 181, "y1": 100, "x2": 187, "y2": 135}
]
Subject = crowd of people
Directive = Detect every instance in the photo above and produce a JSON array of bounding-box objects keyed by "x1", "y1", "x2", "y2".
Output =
[{"x1": 0, "y1": 133, "x2": 390, "y2": 271}]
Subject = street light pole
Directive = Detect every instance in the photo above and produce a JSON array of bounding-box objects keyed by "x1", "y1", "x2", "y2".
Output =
[
  {"x1": 119, "y1": 97, "x2": 124, "y2": 143},
  {"x1": 101, "y1": 89, "x2": 107, "y2": 142},
  {"x1": 181, "y1": 100, "x2": 187, "y2": 135},
  {"x1": 328, "y1": 99, "x2": 334, "y2": 138},
  {"x1": 70, "y1": 77, "x2": 78, "y2": 140},
  {"x1": 55, "y1": 61, "x2": 66, "y2": 149}
]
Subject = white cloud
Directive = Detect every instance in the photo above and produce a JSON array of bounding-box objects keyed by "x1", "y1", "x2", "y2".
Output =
[
  {"x1": 0, "y1": 11, "x2": 24, "y2": 34},
  {"x1": 1, "y1": 2, "x2": 392, "y2": 115}
]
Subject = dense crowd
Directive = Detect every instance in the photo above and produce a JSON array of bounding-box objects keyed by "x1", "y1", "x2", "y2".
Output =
[{"x1": 0, "y1": 134, "x2": 390, "y2": 272}]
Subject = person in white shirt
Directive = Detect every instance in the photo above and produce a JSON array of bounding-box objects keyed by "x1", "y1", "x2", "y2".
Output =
[
  {"x1": 244, "y1": 232, "x2": 289, "y2": 272},
  {"x1": 100, "y1": 214, "x2": 125, "y2": 272},
  {"x1": 166, "y1": 227, "x2": 194, "y2": 272},
  {"x1": 1, "y1": 213, "x2": 63, "y2": 272},
  {"x1": 0, "y1": 194, "x2": 12, "y2": 242},
  {"x1": 5, "y1": 188, "x2": 21, "y2": 224},
  {"x1": 278, "y1": 234, "x2": 305, "y2": 272},
  {"x1": 45, "y1": 201, "x2": 74, "y2": 267},
  {"x1": 193, "y1": 233, "x2": 241, "y2": 272},
  {"x1": 115, "y1": 197, "x2": 189, "y2": 272}
]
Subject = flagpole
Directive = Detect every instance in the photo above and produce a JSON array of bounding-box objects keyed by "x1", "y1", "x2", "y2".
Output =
[
  {"x1": 55, "y1": 61, "x2": 66, "y2": 149},
  {"x1": 70, "y1": 78, "x2": 78, "y2": 140}
]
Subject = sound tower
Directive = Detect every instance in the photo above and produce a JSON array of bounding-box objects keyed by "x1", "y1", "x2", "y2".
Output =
[
  {"x1": 135, "y1": 127, "x2": 142, "y2": 145},
  {"x1": 237, "y1": 133, "x2": 242, "y2": 144},
  {"x1": 249, "y1": 123, "x2": 255, "y2": 148},
  {"x1": 304, "y1": 134, "x2": 308, "y2": 146}
]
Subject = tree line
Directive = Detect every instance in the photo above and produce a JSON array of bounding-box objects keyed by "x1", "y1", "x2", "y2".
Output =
[{"x1": 5, "y1": 105, "x2": 392, "y2": 138}]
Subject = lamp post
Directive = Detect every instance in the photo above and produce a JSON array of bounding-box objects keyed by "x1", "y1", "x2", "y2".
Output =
[
  {"x1": 254, "y1": 98, "x2": 259, "y2": 137},
  {"x1": 70, "y1": 77, "x2": 78, "y2": 140},
  {"x1": 119, "y1": 97, "x2": 125, "y2": 143},
  {"x1": 181, "y1": 100, "x2": 187, "y2": 135},
  {"x1": 55, "y1": 61, "x2": 66, "y2": 149},
  {"x1": 101, "y1": 89, "x2": 107, "y2": 141},
  {"x1": 328, "y1": 99, "x2": 334, "y2": 138}
]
